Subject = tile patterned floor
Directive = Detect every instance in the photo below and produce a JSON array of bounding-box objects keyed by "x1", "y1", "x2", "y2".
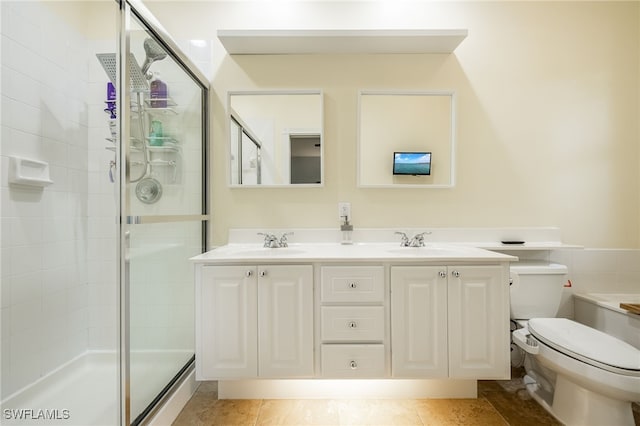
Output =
[{"x1": 173, "y1": 369, "x2": 640, "y2": 425}]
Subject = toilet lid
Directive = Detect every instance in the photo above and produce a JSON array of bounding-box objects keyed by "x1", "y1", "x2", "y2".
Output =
[{"x1": 528, "y1": 318, "x2": 640, "y2": 376}]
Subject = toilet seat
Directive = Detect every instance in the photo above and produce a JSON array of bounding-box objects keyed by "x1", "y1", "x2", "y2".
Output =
[{"x1": 528, "y1": 318, "x2": 640, "y2": 377}]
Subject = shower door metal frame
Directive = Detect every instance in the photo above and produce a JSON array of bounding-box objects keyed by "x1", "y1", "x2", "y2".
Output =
[
  {"x1": 117, "y1": 1, "x2": 210, "y2": 424},
  {"x1": 230, "y1": 113, "x2": 263, "y2": 185}
]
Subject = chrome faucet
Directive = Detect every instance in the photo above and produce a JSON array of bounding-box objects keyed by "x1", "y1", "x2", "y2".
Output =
[
  {"x1": 258, "y1": 232, "x2": 293, "y2": 248},
  {"x1": 395, "y1": 231, "x2": 431, "y2": 247},
  {"x1": 258, "y1": 232, "x2": 278, "y2": 248}
]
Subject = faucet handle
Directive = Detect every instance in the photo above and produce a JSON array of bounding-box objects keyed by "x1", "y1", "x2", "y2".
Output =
[
  {"x1": 279, "y1": 232, "x2": 294, "y2": 247},
  {"x1": 394, "y1": 231, "x2": 409, "y2": 247}
]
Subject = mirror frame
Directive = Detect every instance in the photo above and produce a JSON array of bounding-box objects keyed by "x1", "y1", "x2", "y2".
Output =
[
  {"x1": 227, "y1": 89, "x2": 324, "y2": 188},
  {"x1": 357, "y1": 89, "x2": 457, "y2": 188}
]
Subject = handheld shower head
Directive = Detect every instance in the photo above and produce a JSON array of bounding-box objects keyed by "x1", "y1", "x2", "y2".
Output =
[{"x1": 141, "y1": 38, "x2": 167, "y2": 75}]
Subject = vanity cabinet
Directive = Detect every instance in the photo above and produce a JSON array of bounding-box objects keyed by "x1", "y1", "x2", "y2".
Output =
[
  {"x1": 196, "y1": 264, "x2": 313, "y2": 380},
  {"x1": 391, "y1": 265, "x2": 510, "y2": 379},
  {"x1": 319, "y1": 266, "x2": 387, "y2": 378}
]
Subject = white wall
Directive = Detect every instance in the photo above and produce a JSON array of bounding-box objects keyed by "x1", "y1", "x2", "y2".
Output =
[
  {"x1": 0, "y1": 1, "x2": 94, "y2": 398},
  {"x1": 553, "y1": 248, "x2": 640, "y2": 317},
  {"x1": 146, "y1": 1, "x2": 640, "y2": 249}
]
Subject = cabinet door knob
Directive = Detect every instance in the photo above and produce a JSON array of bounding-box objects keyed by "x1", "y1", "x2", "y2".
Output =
[
  {"x1": 349, "y1": 360, "x2": 358, "y2": 369},
  {"x1": 260, "y1": 270, "x2": 267, "y2": 277},
  {"x1": 348, "y1": 282, "x2": 357, "y2": 289},
  {"x1": 452, "y1": 270, "x2": 460, "y2": 278},
  {"x1": 439, "y1": 271, "x2": 447, "y2": 278},
  {"x1": 246, "y1": 270, "x2": 253, "y2": 277},
  {"x1": 348, "y1": 321, "x2": 358, "y2": 329}
]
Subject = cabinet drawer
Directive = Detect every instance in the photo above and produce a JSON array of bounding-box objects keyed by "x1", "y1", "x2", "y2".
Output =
[
  {"x1": 321, "y1": 306, "x2": 384, "y2": 342},
  {"x1": 320, "y1": 266, "x2": 384, "y2": 303},
  {"x1": 321, "y1": 344, "x2": 385, "y2": 378}
]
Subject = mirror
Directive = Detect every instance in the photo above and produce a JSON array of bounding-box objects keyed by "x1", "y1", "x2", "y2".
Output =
[
  {"x1": 228, "y1": 90, "x2": 323, "y2": 186},
  {"x1": 357, "y1": 90, "x2": 456, "y2": 188}
]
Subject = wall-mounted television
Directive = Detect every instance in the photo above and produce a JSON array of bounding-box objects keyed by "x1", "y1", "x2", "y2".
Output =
[{"x1": 393, "y1": 152, "x2": 431, "y2": 176}]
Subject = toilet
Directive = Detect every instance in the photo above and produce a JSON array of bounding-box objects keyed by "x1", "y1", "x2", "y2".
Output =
[{"x1": 510, "y1": 261, "x2": 640, "y2": 426}]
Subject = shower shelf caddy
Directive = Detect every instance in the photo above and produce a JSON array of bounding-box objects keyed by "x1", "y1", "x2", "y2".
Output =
[{"x1": 104, "y1": 94, "x2": 183, "y2": 184}]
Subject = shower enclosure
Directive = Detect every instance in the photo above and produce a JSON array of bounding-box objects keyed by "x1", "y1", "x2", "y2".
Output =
[{"x1": 0, "y1": 1, "x2": 209, "y2": 424}]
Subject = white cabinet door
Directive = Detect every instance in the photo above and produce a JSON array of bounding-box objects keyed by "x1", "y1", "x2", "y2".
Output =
[
  {"x1": 391, "y1": 266, "x2": 448, "y2": 378},
  {"x1": 258, "y1": 265, "x2": 314, "y2": 377},
  {"x1": 447, "y1": 265, "x2": 510, "y2": 379},
  {"x1": 197, "y1": 265, "x2": 258, "y2": 379}
]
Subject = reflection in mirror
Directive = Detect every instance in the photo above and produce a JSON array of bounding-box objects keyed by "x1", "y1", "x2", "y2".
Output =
[
  {"x1": 228, "y1": 90, "x2": 323, "y2": 186},
  {"x1": 358, "y1": 90, "x2": 456, "y2": 188}
]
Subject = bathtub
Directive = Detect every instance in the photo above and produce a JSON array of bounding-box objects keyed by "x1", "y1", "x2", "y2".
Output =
[{"x1": 573, "y1": 293, "x2": 640, "y2": 349}]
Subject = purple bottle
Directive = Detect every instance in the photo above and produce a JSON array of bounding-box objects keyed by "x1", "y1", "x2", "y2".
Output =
[
  {"x1": 105, "y1": 82, "x2": 116, "y2": 119},
  {"x1": 150, "y1": 75, "x2": 167, "y2": 108}
]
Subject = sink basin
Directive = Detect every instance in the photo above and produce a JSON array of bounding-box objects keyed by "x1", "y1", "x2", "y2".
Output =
[
  {"x1": 232, "y1": 248, "x2": 307, "y2": 256},
  {"x1": 387, "y1": 246, "x2": 466, "y2": 255}
]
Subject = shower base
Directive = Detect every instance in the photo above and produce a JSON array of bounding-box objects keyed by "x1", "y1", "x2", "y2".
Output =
[{"x1": 1, "y1": 350, "x2": 193, "y2": 425}]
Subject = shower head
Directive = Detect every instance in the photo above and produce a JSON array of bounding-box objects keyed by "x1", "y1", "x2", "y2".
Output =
[
  {"x1": 141, "y1": 38, "x2": 167, "y2": 75},
  {"x1": 96, "y1": 52, "x2": 149, "y2": 93}
]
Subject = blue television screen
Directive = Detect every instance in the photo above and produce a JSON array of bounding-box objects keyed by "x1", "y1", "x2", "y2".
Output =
[{"x1": 393, "y1": 152, "x2": 431, "y2": 176}]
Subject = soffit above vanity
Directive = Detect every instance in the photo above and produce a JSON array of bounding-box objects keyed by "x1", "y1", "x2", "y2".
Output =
[{"x1": 217, "y1": 29, "x2": 468, "y2": 55}]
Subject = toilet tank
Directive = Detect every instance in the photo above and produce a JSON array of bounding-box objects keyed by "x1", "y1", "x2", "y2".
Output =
[{"x1": 510, "y1": 261, "x2": 568, "y2": 320}]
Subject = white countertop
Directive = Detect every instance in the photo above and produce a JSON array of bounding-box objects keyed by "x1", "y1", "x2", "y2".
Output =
[{"x1": 191, "y1": 243, "x2": 517, "y2": 264}]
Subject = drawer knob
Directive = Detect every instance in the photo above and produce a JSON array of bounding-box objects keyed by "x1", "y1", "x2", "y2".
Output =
[
  {"x1": 246, "y1": 270, "x2": 253, "y2": 277},
  {"x1": 348, "y1": 282, "x2": 357, "y2": 289},
  {"x1": 439, "y1": 271, "x2": 446, "y2": 278},
  {"x1": 349, "y1": 360, "x2": 358, "y2": 369},
  {"x1": 452, "y1": 270, "x2": 460, "y2": 278},
  {"x1": 260, "y1": 270, "x2": 267, "y2": 277},
  {"x1": 348, "y1": 321, "x2": 358, "y2": 329}
]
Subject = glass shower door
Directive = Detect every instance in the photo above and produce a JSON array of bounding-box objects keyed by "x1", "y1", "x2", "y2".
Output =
[{"x1": 118, "y1": 3, "x2": 208, "y2": 423}]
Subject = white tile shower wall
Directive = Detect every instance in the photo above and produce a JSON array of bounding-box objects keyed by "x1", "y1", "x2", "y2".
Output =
[
  {"x1": 551, "y1": 248, "x2": 640, "y2": 318},
  {"x1": 87, "y1": 38, "x2": 118, "y2": 352},
  {"x1": 128, "y1": 223, "x2": 199, "y2": 352},
  {"x1": 124, "y1": 37, "x2": 209, "y2": 351},
  {"x1": 0, "y1": 1, "x2": 92, "y2": 398},
  {"x1": 175, "y1": 39, "x2": 213, "y2": 79}
]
